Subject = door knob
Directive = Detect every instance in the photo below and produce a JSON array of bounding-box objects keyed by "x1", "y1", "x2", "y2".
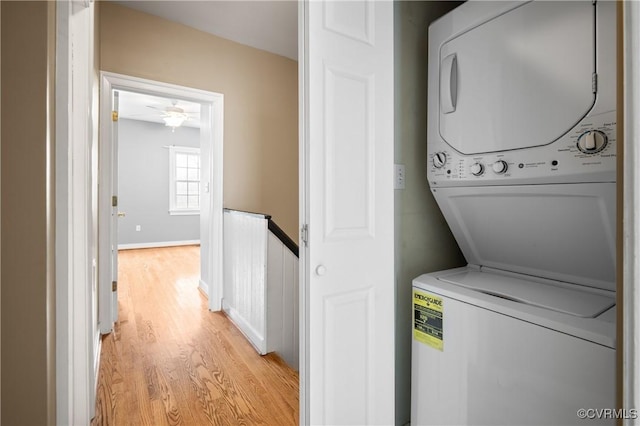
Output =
[
  {"x1": 117, "y1": 212, "x2": 126, "y2": 217},
  {"x1": 316, "y1": 265, "x2": 327, "y2": 276}
]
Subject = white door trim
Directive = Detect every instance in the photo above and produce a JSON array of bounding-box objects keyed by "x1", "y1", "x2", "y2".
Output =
[
  {"x1": 298, "y1": 0, "x2": 310, "y2": 423},
  {"x1": 55, "y1": 1, "x2": 97, "y2": 424},
  {"x1": 622, "y1": 0, "x2": 640, "y2": 417},
  {"x1": 98, "y1": 72, "x2": 224, "y2": 335}
]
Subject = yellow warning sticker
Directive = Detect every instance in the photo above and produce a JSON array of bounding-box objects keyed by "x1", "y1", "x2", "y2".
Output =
[{"x1": 413, "y1": 289, "x2": 443, "y2": 351}]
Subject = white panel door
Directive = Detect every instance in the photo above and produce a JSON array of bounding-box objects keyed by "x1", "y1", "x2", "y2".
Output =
[{"x1": 301, "y1": 1, "x2": 395, "y2": 424}]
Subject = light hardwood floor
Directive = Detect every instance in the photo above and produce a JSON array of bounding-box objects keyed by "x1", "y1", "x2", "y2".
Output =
[{"x1": 91, "y1": 246, "x2": 299, "y2": 425}]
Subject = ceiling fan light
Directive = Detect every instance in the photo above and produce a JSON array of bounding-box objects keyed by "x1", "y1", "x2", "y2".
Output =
[{"x1": 163, "y1": 114, "x2": 186, "y2": 129}]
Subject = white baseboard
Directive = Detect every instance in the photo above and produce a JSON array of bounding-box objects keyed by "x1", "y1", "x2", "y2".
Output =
[
  {"x1": 222, "y1": 301, "x2": 266, "y2": 355},
  {"x1": 94, "y1": 332, "x2": 101, "y2": 384},
  {"x1": 198, "y1": 279, "x2": 209, "y2": 296},
  {"x1": 91, "y1": 331, "x2": 102, "y2": 419},
  {"x1": 118, "y1": 240, "x2": 200, "y2": 250}
]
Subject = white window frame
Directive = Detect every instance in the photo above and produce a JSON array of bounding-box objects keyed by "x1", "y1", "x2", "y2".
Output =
[{"x1": 169, "y1": 145, "x2": 201, "y2": 215}]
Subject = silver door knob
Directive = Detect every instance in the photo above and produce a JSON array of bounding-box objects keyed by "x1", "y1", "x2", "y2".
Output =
[{"x1": 316, "y1": 265, "x2": 327, "y2": 276}]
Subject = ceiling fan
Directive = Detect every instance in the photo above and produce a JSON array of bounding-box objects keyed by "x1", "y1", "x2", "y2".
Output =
[{"x1": 146, "y1": 100, "x2": 199, "y2": 131}]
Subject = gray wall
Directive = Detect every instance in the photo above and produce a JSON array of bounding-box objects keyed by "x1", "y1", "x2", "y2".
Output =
[
  {"x1": 118, "y1": 118, "x2": 200, "y2": 245},
  {"x1": 394, "y1": 2, "x2": 466, "y2": 424}
]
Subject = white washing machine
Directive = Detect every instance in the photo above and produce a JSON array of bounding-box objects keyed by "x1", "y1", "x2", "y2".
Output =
[
  {"x1": 412, "y1": 269, "x2": 616, "y2": 426},
  {"x1": 412, "y1": 1, "x2": 617, "y2": 425}
]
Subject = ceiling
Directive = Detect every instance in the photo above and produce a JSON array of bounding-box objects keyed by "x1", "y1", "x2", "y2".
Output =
[
  {"x1": 118, "y1": 90, "x2": 202, "y2": 128},
  {"x1": 111, "y1": 1, "x2": 299, "y2": 60}
]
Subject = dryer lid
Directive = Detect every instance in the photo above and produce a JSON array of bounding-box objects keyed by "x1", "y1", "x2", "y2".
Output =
[
  {"x1": 438, "y1": 269, "x2": 614, "y2": 318},
  {"x1": 438, "y1": 0, "x2": 596, "y2": 154}
]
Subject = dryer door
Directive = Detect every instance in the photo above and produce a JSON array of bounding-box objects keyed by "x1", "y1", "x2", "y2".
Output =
[{"x1": 439, "y1": 1, "x2": 596, "y2": 155}]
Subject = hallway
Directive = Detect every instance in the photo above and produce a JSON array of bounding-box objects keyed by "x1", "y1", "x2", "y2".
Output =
[{"x1": 91, "y1": 246, "x2": 299, "y2": 425}]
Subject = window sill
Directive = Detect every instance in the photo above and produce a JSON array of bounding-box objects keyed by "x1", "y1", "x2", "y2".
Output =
[{"x1": 169, "y1": 210, "x2": 200, "y2": 216}]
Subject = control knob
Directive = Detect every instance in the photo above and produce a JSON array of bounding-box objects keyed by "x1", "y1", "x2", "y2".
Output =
[
  {"x1": 577, "y1": 130, "x2": 608, "y2": 154},
  {"x1": 470, "y1": 163, "x2": 484, "y2": 176},
  {"x1": 433, "y1": 152, "x2": 447, "y2": 168},
  {"x1": 492, "y1": 160, "x2": 508, "y2": 174}
]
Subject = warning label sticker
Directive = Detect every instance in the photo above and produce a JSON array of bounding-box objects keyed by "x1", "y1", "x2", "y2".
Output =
[{"x1": 413, "y1": 289, "x2": 443, "y2": 351}]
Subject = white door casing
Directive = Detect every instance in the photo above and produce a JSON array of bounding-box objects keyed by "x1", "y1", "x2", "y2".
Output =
[
  {"x1": 98, "y1": 73, "x2": 224, "y2": 334},
  {"x1": 199, "y1": 99, "x2": 225, "y2": 310},
  {"x1": 55, "y1": 0, "x2": 98, "y2": 424},
  {"x1": 623, "y1": 0, "x2": 640, "y2": 417},
  {"x1": 300, "y1": 1, "x2": 395, "y2": 424}
]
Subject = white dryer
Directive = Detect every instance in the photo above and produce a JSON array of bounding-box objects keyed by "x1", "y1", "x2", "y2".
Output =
[{"x1": 412, "y1": 1, "x2": 617, "y2": 425}]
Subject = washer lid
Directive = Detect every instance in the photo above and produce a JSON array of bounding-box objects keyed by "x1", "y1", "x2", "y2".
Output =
[
  {"x1": 438, "y1": 0, "x2": 596, "y2": 154},
  {"x1": 438, "y1": 270, "x2": 614, "y2": 318},
  {"x1": 432, "y1": 183, "x2": 616, "y2": 291}
]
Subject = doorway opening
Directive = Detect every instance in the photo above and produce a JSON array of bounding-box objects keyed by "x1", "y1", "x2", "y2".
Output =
[
  {"x1": 98, "y1": 72, "x2": 224, "y2": 334},
  {"x1": 115, "y1": 89, "x2": 204, "y2": 315}
]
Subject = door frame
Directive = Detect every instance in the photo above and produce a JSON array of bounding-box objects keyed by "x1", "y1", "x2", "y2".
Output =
[
  {"x1": 55, "y1": 1, "x2": 98, "y2": 424},
  {"x1": 621, "y1": 0, "x2": 640, "y2": 414},
  {"x1": 298, "y1": 0, "x2": 310, "y2": 422},
  {"x1": 98, "y1": 72, "x2": 224, "y2": 334}
]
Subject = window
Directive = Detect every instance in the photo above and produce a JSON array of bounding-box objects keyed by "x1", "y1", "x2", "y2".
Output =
[{"x1": 169, "y1": 146, "x2": 200, "y2": 215}]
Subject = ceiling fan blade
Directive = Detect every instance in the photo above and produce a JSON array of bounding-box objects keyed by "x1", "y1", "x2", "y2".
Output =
[{"x1": 125, "y1": 112, "x2": 159, "y2": 117}]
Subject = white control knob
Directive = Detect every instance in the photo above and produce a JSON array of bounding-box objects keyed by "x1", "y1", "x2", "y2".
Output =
[
  {"x1": 433, "y1": 152, "x2": 447, "y2": 168},
  {"x1": 316, "y1": 265, "x2": 326, "y2": 276},
  {"x1": 577, "y1": 130, "x2": 608, "y2": 154},
  {"x1": 492, "y1": 160, "x2": 508, "y2": 174},
  {"x1": 470, "y1": 163, "x2": 484, "y2": 176}
]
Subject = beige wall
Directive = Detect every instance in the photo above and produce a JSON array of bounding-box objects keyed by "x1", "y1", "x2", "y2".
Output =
[
  {"x1": 393, "y1": 2, "x2": 466, "y2": 424},
  {"x1": 1, "y1": 2, "x2": 56, "y2": 424},
  {"x1": 99, "y1": 3, "x2": 299, "y2": 239}
]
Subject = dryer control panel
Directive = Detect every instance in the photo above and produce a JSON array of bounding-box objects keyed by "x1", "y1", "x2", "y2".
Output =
[{"x1": 428, "y1": 111, "x2": 616, "y2": 187}]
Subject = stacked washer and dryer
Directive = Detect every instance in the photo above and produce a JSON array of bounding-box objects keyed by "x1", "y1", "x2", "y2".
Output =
[{"x1": 412, "y1": 1, "x2": 617, "y2": 425}]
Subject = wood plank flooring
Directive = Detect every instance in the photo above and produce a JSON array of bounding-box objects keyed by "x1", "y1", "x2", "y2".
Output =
[{"x1": 91, "y1": 246, "x2": 299, "y2": 426}]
